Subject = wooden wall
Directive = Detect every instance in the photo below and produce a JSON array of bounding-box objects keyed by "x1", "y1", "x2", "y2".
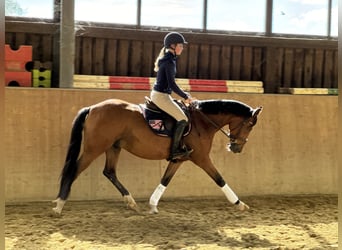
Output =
[
  {"x1": 4, "y1": 89, "x2": 338, "y2": 201},
  {"x1": 5, "y1": 20, "x2": 338, "y2": 93}
]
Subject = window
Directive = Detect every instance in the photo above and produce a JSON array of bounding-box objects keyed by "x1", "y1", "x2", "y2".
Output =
[
  {"x1": 272, "y1": 0, "x2": 329, "y2": 36},
  {"x1": 207, "y1": 0, "x2": 267, "y2": 32},
  {"x1": 5, "y1": 0, "x2": 337, "y2": 38},
  {"x1": 141, "y1": 0, "x2": 203, "y2": 29},
  {"x1": 330, "y1": 0, "x2": 337, "y2": 37},
  {"x1": 75, "y1": 0, "x2": 137, "y2": 24},
  {"x1": 5, "y1": 0, "x2": 54, "y2": 19}
]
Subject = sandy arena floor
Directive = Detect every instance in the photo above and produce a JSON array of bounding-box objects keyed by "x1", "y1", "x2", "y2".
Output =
[{"x1": 5, "y1": 195, "x2": 337, "y2": 250}]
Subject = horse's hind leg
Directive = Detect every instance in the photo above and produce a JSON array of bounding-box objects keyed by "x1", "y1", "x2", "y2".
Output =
[
  {"x1": 53, "y1": 151, "x2": 100, "y2": 214},
  {"x1": 103, "y1": 146, "x2": 139, "y2": 212}
]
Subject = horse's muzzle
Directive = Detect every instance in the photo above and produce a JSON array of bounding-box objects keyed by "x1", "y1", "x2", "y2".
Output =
[{"x1": 227, "y1": 143, "x2": 243, "y2": 153}]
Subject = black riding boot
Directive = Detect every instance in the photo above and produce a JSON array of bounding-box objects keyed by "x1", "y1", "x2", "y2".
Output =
[{"x1": 168, "y1": 120, "x2": 193, "y2": 161}]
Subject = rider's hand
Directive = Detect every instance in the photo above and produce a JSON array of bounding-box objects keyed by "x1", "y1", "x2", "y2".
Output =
[{"x1": 184, "y1": 96, "x2": 197, "y2": 104}]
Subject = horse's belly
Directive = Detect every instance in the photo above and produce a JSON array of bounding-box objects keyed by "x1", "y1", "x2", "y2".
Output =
[{"x1": 120, "y1": 135, "x2": 170, "y2": 160}]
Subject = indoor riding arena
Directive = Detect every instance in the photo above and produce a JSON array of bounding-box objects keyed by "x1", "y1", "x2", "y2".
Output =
[{"x1": 4, "y1": 1, "x2": 338, "y2": 249}]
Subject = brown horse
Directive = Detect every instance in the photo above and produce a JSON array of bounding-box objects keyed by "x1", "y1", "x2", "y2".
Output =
[{"x1": 53, "y1": 98, "x2": 262, "y2": 214}]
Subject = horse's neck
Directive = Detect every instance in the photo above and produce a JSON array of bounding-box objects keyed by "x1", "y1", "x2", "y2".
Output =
[
  {"x1": 193, "y1": 111, "x2": 232, "y2": 132},
  {"x1": 209, "y1": 113, "x2": 233, "y2": 128}
]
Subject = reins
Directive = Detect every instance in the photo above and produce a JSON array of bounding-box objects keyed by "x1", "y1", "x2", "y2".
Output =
[
  {"x1": 189, "y1": 101, "x2": 249, "y2": 143},
  {"x1": 197, "y1": 110, "x2": 231, "y2": 140}
]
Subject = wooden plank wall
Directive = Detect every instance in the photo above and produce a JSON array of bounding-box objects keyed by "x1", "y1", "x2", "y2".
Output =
[
  {"x1": 4, "y1": 89, "x2": 338, "y2": 201},
  {"x1": 265, "y1": 47, "x2": 338, "y2": 91},
  {"x1": 5, "y1": 20, "x2": 338, "y2": 93}
]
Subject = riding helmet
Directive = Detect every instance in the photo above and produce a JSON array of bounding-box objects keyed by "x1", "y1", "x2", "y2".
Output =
[{"x1": 164, "y1": 32, "x2": 188, "y2": 48}]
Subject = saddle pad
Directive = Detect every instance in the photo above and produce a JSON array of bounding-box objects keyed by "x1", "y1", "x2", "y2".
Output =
[
  {"x1": 139, "y1": 104, "x2": 191, "y2": 137},
  {"x1": 139, "y1": 104, "x2": 175, "y2": 137}
]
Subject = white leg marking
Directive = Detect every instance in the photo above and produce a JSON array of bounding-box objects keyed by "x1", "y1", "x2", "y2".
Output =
[
  {"x1": 221, "y1": 184, "x2": 250, "y2": 211},
  {"x1": 149, "y1": 205, "x2": 159, "y2": 214},
  {"x1": 52, "y1": 198, "x2": 66, "y2": 214},
  {"x1": 149, "y1": 184, "x2": 166, "y2": 214},
  {"x1": 221, "y1": 183, "x2": 239, "y2": 204},
  {"x1": 123, "y1": 194, "x2": 140, "y2": 212}
]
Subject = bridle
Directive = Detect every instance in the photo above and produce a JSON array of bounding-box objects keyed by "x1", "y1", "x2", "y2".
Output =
[{"x1": 198, "y1": 110, "x2": 249, "y2": 146}]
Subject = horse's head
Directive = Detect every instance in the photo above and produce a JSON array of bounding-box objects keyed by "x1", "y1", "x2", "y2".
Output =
[
  {"x1": 227, "y1": 107, "x2": 262, "y2": 153},
  {"x1": 195, "y1": 100, "x2": 262, "y2": 153}
]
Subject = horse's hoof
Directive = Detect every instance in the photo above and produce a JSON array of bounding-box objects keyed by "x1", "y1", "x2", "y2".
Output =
[
  {"x1": 149, "y1": 205, "x2": 159, "y2": 214},
  {"x1": 127, "y1": 203, "x2": 141, "y2": 213},
  {"x1": 236, "y1": 201, "x2": 250, "y2": 211},
  {"x1": 52, "y1": 198, "x2": 65, "y2": 215},
  {"x1": 123, "y1": 195, "x2": 141, "y2": 213},
  {"x1": 52, "y1": 207, "x2": 62, "y2": 215}
]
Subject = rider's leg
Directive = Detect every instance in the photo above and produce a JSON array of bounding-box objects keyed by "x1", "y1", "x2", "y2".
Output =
[
  {"x1": 150, "y1": 90, "x2": 193, "y2": 160},
  {"x1": 168, "y1": 119, "x2": 192, "y2": 160}
]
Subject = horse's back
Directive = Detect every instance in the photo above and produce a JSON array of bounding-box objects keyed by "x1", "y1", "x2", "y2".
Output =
[
  {"x1": 91, "y1": 98, "x2": 133, "y2": 109},
  {"x1": 90, "y1": 98, "x2": 139, "y2": 114},
  {"x1": 84, "y1": 98, "x2": 141, "y2": 130}
]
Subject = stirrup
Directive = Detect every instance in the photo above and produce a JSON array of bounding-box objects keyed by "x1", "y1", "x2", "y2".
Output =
[{"x1": 168, "y1": 147, "x2": 193, "y2": 161}]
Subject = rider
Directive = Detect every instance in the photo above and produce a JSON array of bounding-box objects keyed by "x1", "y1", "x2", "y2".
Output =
[{"x1": 150, "y1": 32, "x2": 195, "y2": 161}]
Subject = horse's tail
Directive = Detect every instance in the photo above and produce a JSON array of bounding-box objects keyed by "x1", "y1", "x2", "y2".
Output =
[{"x1": 57, "y1": 107, "x2": 90, "y2": 199}]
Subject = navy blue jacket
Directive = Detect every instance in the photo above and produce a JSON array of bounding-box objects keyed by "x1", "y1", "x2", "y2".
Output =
[{"x1": 153, "y1": 51, "x2": 188, "y2": 99}]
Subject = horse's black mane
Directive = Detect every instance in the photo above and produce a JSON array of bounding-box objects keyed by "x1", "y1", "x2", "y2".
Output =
[{"x1": 197, "y1": 99, "x2": 253, "y2": 117}]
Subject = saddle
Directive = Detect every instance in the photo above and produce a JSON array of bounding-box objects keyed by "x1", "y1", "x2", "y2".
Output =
[{"x1": 139, "y1": 97, "x2": 191, "y2": 137}]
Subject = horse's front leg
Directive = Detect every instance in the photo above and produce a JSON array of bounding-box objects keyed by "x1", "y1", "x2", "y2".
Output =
[
  {"x1": 195, "y1": 158, "x2": 249, "y2": 211},
  {"x1": 149, "y1": 161, "x2": 183, "y2": 214}
]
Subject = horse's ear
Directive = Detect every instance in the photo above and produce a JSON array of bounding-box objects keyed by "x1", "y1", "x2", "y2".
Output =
[{"x1": 252, "y1": 106, "x2": 262, "y2": 117}]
